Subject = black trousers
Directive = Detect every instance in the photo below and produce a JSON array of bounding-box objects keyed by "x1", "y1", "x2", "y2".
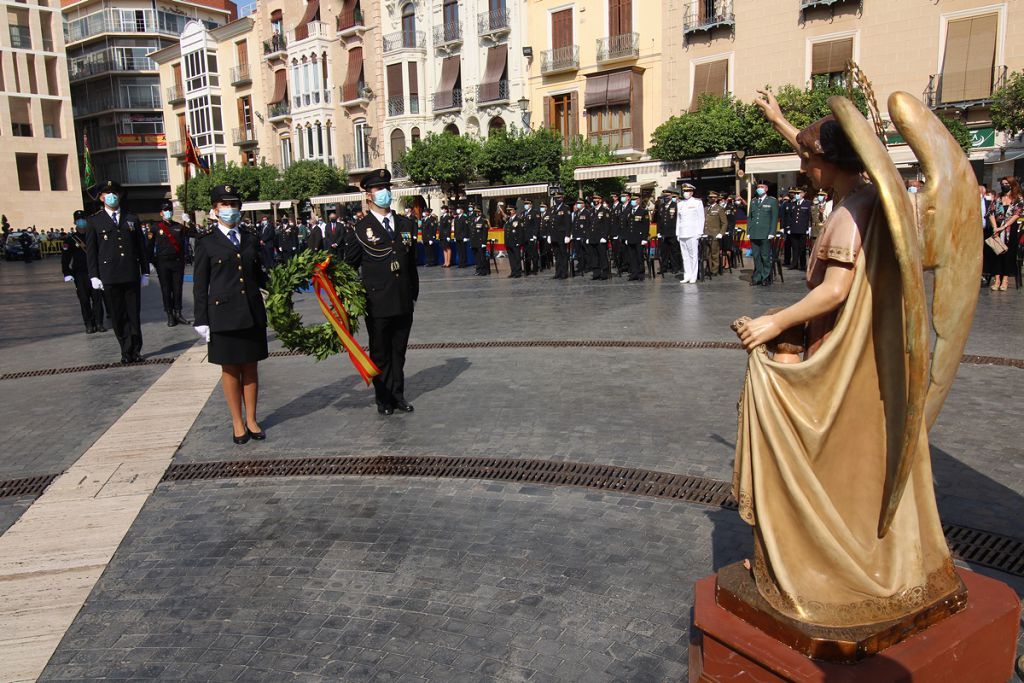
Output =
[
  {"x1": 575, "y1": 239, "x2": 589, "y2": 273},
  {"x1": 538, "y1": 240, "x2": 551, "y2": 269},
  {"x1": 523, "y1": 240, "x2": 537, "y2": 273},
  {"x1": 473, "y1": 245, "x2": 490, "y2": 274},
  {"x1": 626, "y1": 243, "x2": 644, "y2": 279},
  {"x1": 553, "y1": 240, "x2": 568, "y2": 278},
  {"x1": 507, "y1": 242, "x2": 522, "y2": 275},
  {"x1": 73, "y1": 277, "x2": 105, "y2": 328},
  {"x1": 588, "y1": 242, "x2": 609, "y2": 278},
  {"x1": 424, "y1": 241, "x2": 437, "y2": 266},
  {"x1": 789, "y1": 234, "x2": 806, "y2": 270},
  {"x1": 104, "y1": 281, "x2": 142, "y2": 356},
  {"x1": 155, "y1": 258, "x2": 185, "y2": 312},
  {"x1": 366, "y1": 313, "x2": 413, "y2": 409},
  {"x1": 456, "y1": 240, "x2": 469, "y2": 267}
]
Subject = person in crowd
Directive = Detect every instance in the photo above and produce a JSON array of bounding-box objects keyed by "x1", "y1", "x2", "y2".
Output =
[
  {"x1": 504, "y1": 204, "x2": 523, "y2": 279},
  {"x1": 150, "y1": 200, "x2": 191, "y2": 327},
  {"x1": 420, "y1": 207, "x2": 438, "y2": 266},
  {"x1": 747, "y1": 182, "x2": 778, "y2": 286},
  {"x1": 703, "y1": 191, "x2": 728, "y2": 277},
  {"x1": 549, "y1": 190, "x2": 571, "y2": 280},
  {"x1": 454, "y1": 205, "x2": 470, "y2": 268},
  {"x1": 62, "y1": 210, "x2": 106, "y2": 334},
  {"x1": 623, "y1": 192, "x2": 648, "y2": 281},
  {"x1": 257, "y1": 215, "x2": 276, "y2": 269},
  {"x1": 520, "y1": 198, "x2": 540, "y2": 275},
  {"x1": 786, "y1": 187, "x2": 812, "y2": 271},
  {"x1": 589, "y1": 192, "x2": 611, "y2": 281},
  {"x1": 676, "y1": 183, "x2": 704, "y2": 284},
  {"x1": 470, "y1": 204, "x2": 490, "y2": 276},
  {"x1": 276, "y1": 217, "x2": 299, "y2": 261},
  {"x1": 988, "y1": 176, "x2": 1021, "y2": 291},
  {"x1": 192, "y1": 184, "x2": 269, "y2": 444},
  {"x1": 439, "y1": 205, "x2": 453, "y2": 268}
]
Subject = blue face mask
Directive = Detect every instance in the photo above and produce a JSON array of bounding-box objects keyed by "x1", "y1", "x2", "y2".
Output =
[
  {"x1": 755, "y1": 187, "x2": 767, "y2": 197},
  {"x1": 103, "y1": 193, "x2": 119, "y2": 208},
  {"x1": 218, "y1": 208, "x2": 241, "y2": 225},
  {"x1": 908, "y1": 186, "x2": 918, "y2": 194},
  {"x1": 630, "y1": 200, "x2": 638, "y2": 207},
  {"x1": 373, "y1": 189, "x2": 392, "y2": 208},
  {"x1": 161, "y1": 210, "x2": 172, "y2": 220},
  {"x1": 75, "y1": 219, "x2": 88, "y2": 229}
]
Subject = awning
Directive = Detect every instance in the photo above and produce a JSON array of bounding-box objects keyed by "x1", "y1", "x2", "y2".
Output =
[
  {"x1": 242, "y1": 201, "x2": 272, "y2": 211},
  {"x1": 983, "y1": 148, "x2": 1024, "y2": 164},
  {"x1": 573, "y1": 153, "x2": 735, "y2": 181},
  {"x1": 342, "y1": 47, "x2": 363, "y2": 101},
  {"x1": 606, "y1": 71, "x2": 631, "y2": 106},
  {"x1": 434, "y1": 56, "x2": 460, "y2": 110},
  {"x1": 473, "y1": 183, "x2": 549, "y2": 198},
  {"x1": 746, "y1": 145, "x2": 922, "y2": 174},
  {"x1": 585, "y1": 74, "x2": 609, "y2": 110},
  {"x1": 277, "y1": 200, "x2": 293, "y2": 209},
  {"x1": 478, "y1": 45, "x2": 507, "y2": 102},
  {"x1": 311, "y1": 191, "x2": 363, "y2": 204},
  {"x1": 293, "y1": 0, "x2": 320, "y2": 41},
  {"x1": 268, "y1": 69, "x2": 287, "y2": 104}
]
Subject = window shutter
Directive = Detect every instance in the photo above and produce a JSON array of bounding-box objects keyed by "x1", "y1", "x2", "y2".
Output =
[
  {"x1": 407, "y1": 61, "x2": 418, "y2": 97},
  {"x1": 386, "y1": 63, "x2": 403, "y2": 97},
  {"x1": 811, "y1": 38, "x2": 852, "y2": 76},
  {"x1": 569, "y1": 90, "x2": 579, "y2": 139},
  {"x1": 941, "y1": 14, "x2": 997, "y2": 102},
  {"x1": 543, "y1": 95, "x2": 550, "y2": 129}
]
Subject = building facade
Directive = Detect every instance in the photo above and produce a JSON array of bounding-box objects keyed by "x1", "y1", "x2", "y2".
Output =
[
  {"x1": 662, "y1": 0, "x2": 1024, "y2": 186},
  {"x1": 525, "y1": 0, "x2": 662, "y2": 160},
  {"x1": 0, "y1": 0, "x2": 83, "y2": 228},
  {"x1": 381, "y1": 0, "x2": 530, "y2": 178}
]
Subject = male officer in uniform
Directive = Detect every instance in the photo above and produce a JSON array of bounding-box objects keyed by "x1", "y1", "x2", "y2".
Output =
[
  {"x1": 62, "y1": 210, "x2": 106, "y2": 334},
  {"x1": 747, "y1": 181, "x2": 778, "y2": 286},
  {"x1": 520, "y1": 199, "x2": 539, "y2": 275},
  {"x1": 276, "y1": 217, "x2": 300, "y2": 261},
  {"x1": 86, "y1": 180, "x2": 149, "y2": 363},
  {"x1": 676, "y1": 183, "x2": 704, "y2": 284},
  {"x1": 345, "y1": 169, "x2": 419, "y2": 416},
  {"x1": 571, "y1": 196, "x2": 590, "y2": 276},
  {"x1": 257, "y1": 215, "x2": 276, "y2": 269},
  {"x1": 622, "y1": 192, "x2": 648, "y2": 281},
  {"x1": 503, "y1": 204, "x2": 523, "y2": 278},
  {"x1": 150, "y1": 200, "x2": 191, "y2": 327},
  {"x1": 454, "y1": 205, "x2": 470, "y2": 268},
  {"x1": 420, "y1": 207, "x2": 438, "y2": 266},
  {"x1": 657, "y1": 189, "x2": 679, "y2": 274},
  {"x1": 779, "y1": 189, "x2": 794, "y2": 266},
  {"x1": 786, "y1": 187, "x2": 812, "y2": 271},
  {"x1": 549, "y1": 190, "x2": 571, "y2": 279},
  {"x1": 588, "y1": 192, "x2": 611, "y2": 280},
  {"x1": 470, "y1": 205, "x2": 489, "y2": 276},
  {"x1": 703, "y1": 191, "x2": 728, "y2": 277}
]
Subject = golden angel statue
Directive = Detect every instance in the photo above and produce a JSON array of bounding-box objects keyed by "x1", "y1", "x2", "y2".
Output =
[{"x1": 731, "y1": 90, "x2": 981, "y2": 628}]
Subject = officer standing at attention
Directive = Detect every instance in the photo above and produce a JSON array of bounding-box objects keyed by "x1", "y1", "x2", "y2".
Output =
[
  {"x1": 454, "y1": 205, "x2": 470, "y2": 268},
  {"x1": 786, "y1": 187, "x2": 812, "y2": 271},
  {"x1": 747, "y1": 181, "x2": 778, "y2": 286},
  {"x1": 420, "y1": 207, "x2": 438, "y2": 266},
  {"x1": 657, "y1": 189, "x2": 679, "y2": 275},
  {"x1": 150, "y1": 200, "x2": 191, "y2": 327},
  {"x1": 622, "y1": 192, "x2": 648, "y2": 281},
  {"x1": 503, "y1": 204, "x2": 523, "y2": 278},
  {"x1": 470, "y1": 205, "x2": 490, "y2": 276},
  {"x1": 345, "y1": 169, "x2": 419, "y2": 416},
  {"x1": 703, "y1": 191, "x2": 728, "y2": 277},
  {"x1": 62, "y1": 210, "x2": 106, "y2": 334},
  {"x1": 439, "y1": 205, "x2": 454, "y2": 268},
  {"x1": 520, "y1": 199, "x2": 539, "y2": 275},
  {"x1": 589, "y1": 192, "x2": 611, "y2": 280},
  {"x1": 86, "y1": 180, "x2": 149, "y2": 363},
  {"x1": 676, "y1": 183, "x2": 704, "y2": 284},
  {"x1": 276, "y1": 217, "x2": 299, "y2": 261},
  {"x1": 549, "y1": 190, "x2": 571, "y2": 280},
  {"x1": 257, "y1": 215, "x2": 276, "y2": 269}
]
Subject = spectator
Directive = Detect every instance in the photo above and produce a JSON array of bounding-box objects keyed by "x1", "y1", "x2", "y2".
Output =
[{"x1": 988, "y1": 176, "x2": 1021, "y2": 291}]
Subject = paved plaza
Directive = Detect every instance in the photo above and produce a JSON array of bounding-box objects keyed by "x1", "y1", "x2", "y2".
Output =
[{"x1": 0, "y1": 256, "x2": 1022, "y2": 681}]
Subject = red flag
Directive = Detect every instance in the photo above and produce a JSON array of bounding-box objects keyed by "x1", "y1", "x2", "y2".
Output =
[{"x1": 183, "y1": 128, "x2": 210, "y2": 175}]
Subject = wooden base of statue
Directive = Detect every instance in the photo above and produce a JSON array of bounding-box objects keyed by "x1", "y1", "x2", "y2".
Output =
[{"x1": 690, "y1": 564, "x2": 1021, "y2": 682}]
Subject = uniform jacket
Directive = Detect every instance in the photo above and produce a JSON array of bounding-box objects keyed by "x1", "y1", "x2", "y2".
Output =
[
  {"x1": 658, "y1": 201, "x2": 678, "y2": 238},
  {"x1": 276, "y1": 225, "x2": 300, "y2": 254},
  {"x1": 192, "y1": 224, "x2": 268, "y2": 332},
  {"x1": 86, "y1": 208, "x2": 148, "y2": 284},
  {"x1": 590, "y1": 205, "x2": 612, "y2": 243},
  {"x1": 150, "y1": 220, "x2": 188, "y2": 264},
  {"x1": 779, "y1": 199, "x2": 793, "y2": 231},
  {"x1": 470, "y1": 214, "x2": 488, "y2": 248},
  {"x1": 345, "y1": 212, "x2": 419, "y2": 318},
  {"x1": 520, "y1": 208, "x2": 539, "y2": 241},
  {"x1": 421, "y1": 215, "x2": 438, "y2": 243},
  {"x1": 623, "y1": 205, "x2": 649, "y2": 245},
  {"x1": 504, "y1": 214, "x2": 523, "y2": 247},
  {"x1": 574, "y1": 206, "x2": 593, "y2": 240},
  {"x1": 454, "y1": 213, "x2": 471, "y2": 241},
  {"x1": 550, "y1": 201, "x2": 572, "y2": 239},
  {"x1": 747, "y1": 196, "x2": 780, "y2": 239},
  {"x1": 61, "y1": 231, "x2": 90, "y2": 277},
  {"x1": 675, "y1": 198, "x2": 705, "y2": 239},
  {"x1": 439, "y1": 213, "x2": 453, "y2": 240},
  {"x1": 786, "y1": 198, "x2": 813, "y2": 235},
  {"x1": 704, "y1": 204, "x2": 728, "y2": 237}
]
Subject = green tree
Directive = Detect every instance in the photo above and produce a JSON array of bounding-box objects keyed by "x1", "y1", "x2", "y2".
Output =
[
  {"x1": 281, "y1": 160, "x2": 347, "y2": 203},
  {"x1": 477, "y1": 126, "x2": 563, "y2": 185},
  {"x1": 649, "y1": 95, "x2": 748, "y2": 161},
  {"x1": 991, "y1": 70, "x2": 1024, "y2": 138},
  {"x1": 558, "y1": 136, "x2": 625, "y2": 199},
  {"x1": 400, "y1": 132, "x2": 482, "y2": 194},
  {"x1": 255, "y1": 162, "x2": 286, "y2": 201},
  {"x1": 936, "y1": 114, "x2": 972, "y2": 153},
  {"x1": 176, "y1": 162, "x2": 285, "y2": 212}
]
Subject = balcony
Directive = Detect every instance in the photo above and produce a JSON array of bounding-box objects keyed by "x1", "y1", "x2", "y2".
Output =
[
  {"x1": 230, "y1": 63, "x2": 251, "y2": 86},
  {"x1": 233, "y1": 127, "x2": 258, "y2": 147},
  {"x1": 68, "y1": 50, "x2": 157, "y2": 81},
  {"x1": 597, "y1": 32, "x2": 639, "y2": 63},
  {"x1": 540, "y1": 46, "x2": 579, "y2": 75},
  {"x1": 336, "y1": 7, "x2": 365, "y2": 36},
  {"x1": 682, "y1": 0, "x2": 735, "y2": 37},
  {"x1": 340, "y1": 83, "x2": 371, "y2": 107},
  {"x1": 433, "y1": 22, "x2": 462, "y2": 50},
  {"x1": 432, "y1": 88, "x2": 462, "y2": 112},
  {"x1": 386, "y1": 95, "x2": 421, "y2": 117},
  {"x1": 262, "y1": 34, "x2": 287, "y2": 61},
  {"x1": 391, "y1": 161, "x2": 407, "y2": 179},
  {"x1": 73, "y1": 92, "x2": 162, "y2": 118},
  {"x1": 383, "y1": 30, "x2": 425, "y2": 54},
  {"x1": 926, "y1": 66, "x2": 1007, "y2": 109},
  {"x1": 478, "y1": 9, "x2": 510, "y2": 38},
  {"x1": 267, "y1": 101, "x2": 291, "y2": 122},
  {"x1": 343, "y1": 152, "x2": 372, "y2": 173},
  {"x1": 63, "y1": 8, "x2": 181, "y2": 45},
  {"x1": 288, "y1": 21, "x2": 332, "y2": 44},
  {"x1": 168, "y1": 139, "x2": 186, "y2": 158},
  {"x1": 801, "y1": 0, "x2": 859, "y2": 10},
  {"x1": 166, "y1": 84, "x2": 184, "y2": 105},
  {"x1": 477, "y1": 80, "x2": 509, "y2": 105}
]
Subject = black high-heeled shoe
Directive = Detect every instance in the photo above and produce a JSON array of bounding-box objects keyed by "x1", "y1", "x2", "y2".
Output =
[
  {"x1": 248, "y1": 427, "x2": 266, "y2": 440},
  {"x1": 233, "y1": 430, "x2": 251, "y2": 445}
]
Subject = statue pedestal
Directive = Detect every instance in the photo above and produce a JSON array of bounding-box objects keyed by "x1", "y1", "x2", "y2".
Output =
[{"x1": 690, "y1": 567, "x2": 1020, "y2": 682}]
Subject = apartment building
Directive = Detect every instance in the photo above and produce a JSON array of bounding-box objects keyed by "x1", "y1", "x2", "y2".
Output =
[
  {"x1": 381, "y1": 0, "x2": 530, "y2": 178},
  {"x1": 62, "y1": 0, "x2": 234, "y2": 216},
  {"x1": 663, "y1": 0, "x2": 1024, "y2": 185},
  {"x1": 525, "y1": 0, "x2": 661, "y2": 159},
  {"x1": 0, "y1": 0, "x2": 82, "y2": 228}
]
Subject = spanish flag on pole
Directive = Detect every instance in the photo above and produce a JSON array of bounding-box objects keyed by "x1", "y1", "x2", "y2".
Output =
[
  {"x1": 182, "y1": 128, "x2": 210, "y2": 177},
  {"x1": 82, "y1": 134, "x2": 95, "y2": 188}
]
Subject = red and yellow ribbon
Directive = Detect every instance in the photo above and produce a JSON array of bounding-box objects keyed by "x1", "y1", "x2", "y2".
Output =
[{"x1": 311, "y1": 257, "x2": 380, "y2": 385}]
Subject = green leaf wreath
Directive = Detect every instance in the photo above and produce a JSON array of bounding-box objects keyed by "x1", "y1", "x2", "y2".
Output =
[{"x1": 265, "y1": 250, "x2": 367, "y2": 361}]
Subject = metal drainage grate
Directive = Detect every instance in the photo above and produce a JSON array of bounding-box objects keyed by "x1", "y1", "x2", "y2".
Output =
[
  {"x1": 944, "y1": 523, "x2": 1024, "y2": 577},
  {"x1": 162, "y1": 456, "x2": 738, "y2": 509},
  {"x1": 0, "y1": 358, "x2": 174, "y2": 381},
  {"x1": 0, "y1": 474, "x2": 58, "y2": 499}
]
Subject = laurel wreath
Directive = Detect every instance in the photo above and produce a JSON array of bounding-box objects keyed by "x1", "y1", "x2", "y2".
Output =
[{"x1": 265, "y1": 250, "x2": 367, "y2": 361}]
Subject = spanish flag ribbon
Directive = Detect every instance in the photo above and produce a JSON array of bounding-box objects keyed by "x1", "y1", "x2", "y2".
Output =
[{"x1": 311, "y1": 257, "x2": 380, "y2": 385}]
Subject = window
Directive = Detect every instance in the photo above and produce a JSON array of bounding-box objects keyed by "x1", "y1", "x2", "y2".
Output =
[
  {"x1": 306, "y1": 125, "x2": 314, "y2": 158},
  {"x1": 10, "y1": 97, "x2": 31, "y2": 136},
  {"x1": 940, "y1": 14, "x2": 998, "y2": 103},
  {"x1": 238, "y1": 96, "x2": 253, "y2": 131},
  {"x1": 44, "y1": 56, "x2": 59, "y2": 96},
  {"x1": 411, "y1": 126, "x2": 420, "y2": 144},
  {"x1": 551, "y1": 8, "x2": 572, "y2": 49},
  {"x1": 42, "y1": 100, "x2": 61, "y2": 138},
  {"x1": 443, "y1": 0, "x2": 458, "y2": 38},
  {"x1": 158, "y1": 10, "x2": 188, "y2": 35},
  {"x1": 47, "y1": 155, "x2": 68, "y2": 191},
  {"x1": 401, "y1": 3, "x2": 416, "y2": 46},
  {"x1": 810, "y1": 38, "x2": 853, "y2": 88},
  {"x1": 187, "y1": 95, "x2": 224, "y2": 147},
  {"x1": 587, "y1": 105, "x2": 631, "y2": 150},
  {"x1": 609, "y1": 0, "x2": 631, "y2": 36},
  {"x1": 488, "y1": 117, "x2": 505, "y2": 134},
  {"x1": 9, "y1": 24, "x2": 31, "y2": 49},
  {"x1": 407, "y1": 62, "x2": 419, "y2": 114},
  {"x1": 690, "y1": 58, "x2": 728, "y2": 110},
  {"x1": 26, "y1": 54, "x2": 37, "y2": 94},
  {"x1": 281, "y1": 137, "x2": 292, "y2": 168},
  {"x1": 184, "y1": 50, "x2": 207, "y2": 91},
  {"x1": 354, "y1": 119, "x2": 370, "y2": 169},
  {"x1": 443, "y1": 123, "x2": 459, "y2": 136},
  {"x1": 547, "y1": 92, "x2": 576, "y2": 147},
  {"x1": 16, "y1": 153, "x2": 39, "y2": 191}
]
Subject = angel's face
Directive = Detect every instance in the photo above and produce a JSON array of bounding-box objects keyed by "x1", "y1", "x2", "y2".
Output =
[{"x1": 799, "y1": 153, "x2": 834, "y2": 193}]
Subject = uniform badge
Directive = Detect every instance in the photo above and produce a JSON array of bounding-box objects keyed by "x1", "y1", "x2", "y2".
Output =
[
  {"x1": 366, "y1": 228, "x2": 379, "y2": 243},
  {"x1": 512, "y1": 221, "x2": 518, "y2": 227},
  {"x1": 401, "y1": 231, "x2": 411, "y2": 246},
  {"x1": 158, "y1": 229, "x2": 164, "y2": 236}
]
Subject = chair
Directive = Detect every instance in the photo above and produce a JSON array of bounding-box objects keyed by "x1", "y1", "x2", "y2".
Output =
[
  {"x1": 768, "y1": 232, "x2": 785, "y2": 285},
  {"x1": 487, "y1": 239, "x2": 500, "y2": 274}
]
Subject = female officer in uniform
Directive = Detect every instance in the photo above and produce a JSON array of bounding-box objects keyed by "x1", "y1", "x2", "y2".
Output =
[{"x1": 192, "y1": 185, "x2": 269, "y2": 444}]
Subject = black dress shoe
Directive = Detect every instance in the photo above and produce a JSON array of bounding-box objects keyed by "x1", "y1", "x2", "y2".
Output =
[
  {"x1": 175, "y1": 311, "x2": 192, "y2": 325},
  {"x1": 395, "y1": 401, "x2": 414, "y2": 413},
  {"x1": 96, "y1": 325, "x2": 106, "y2": 332},
  {"x1": 248, "y1": 428, "x2": 266, "y2": 441},
  {"x1": 132, "y1": 353, "x2": 144, "y2": 363},
  {"x1": 167, "y1": 312, "x2": 177, "y2": 327},
  {"x1": 377, "y1": 405, "x2": 394, "y2": 416},
  {"x1": 86, "y1": 325, "x2": 97, "y2": 334},
  {"x1": 121, "y1": 355, "x2": 131, "y2": 364},
  {"x1": 233, "y1": 430, "x2": 251, "y2": 445}
]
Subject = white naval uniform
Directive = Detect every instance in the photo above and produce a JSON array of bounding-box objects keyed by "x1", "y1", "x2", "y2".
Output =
[{"x1": 675, "y1": 196, "x2": 705, "y2": 283}]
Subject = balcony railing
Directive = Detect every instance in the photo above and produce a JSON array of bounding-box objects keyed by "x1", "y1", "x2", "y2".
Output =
[
  {"x1": 683, "y1": 0, "x2": 735, "y2": 35},
  {"x1": 262, "y1": 34, "x2": 287, "y2": 56},
  {"x1": 926, "y1": 65, "x2": 1007, "y2": 109},
  {"x1": 168, "y1": 139, "x2": 186, "y2": 158},
  {"x1": 343, "y1": 152, "x2": 372, "y2": 172},
  {"x1": 288, "y1": 21, "x2": 331, "y2": 44},
  {"x1": 478, "y1": 9, "x2": 511, "y2": 35},
  {"x1": 391, "y1": 161, "x2": 407, "y2": 179},
  {"x1": 267, "y1": 101, "x2": 291, "y2": 121},
  {"x1": 73, "y1": 92, "x2": 162, "y2": 117},
  {"x1": 166, "y1": 84, "x2": 184, "y2": 104},
  {"x1": 801, "y1": 0, "x2": 857, "y2": 9},
  {"x1": 68, "y1": 51, "x2": 157, "y2": 80},
  {"x1": 433, "y1": 22, "x2": 462, "y2": 47},
  {"x1": 477, "y1": 79, "x2": 509, "y2": 104},
  {"x1": 340, "y1": 83, "x2": 370, "y2": 105},
  {"x1": 336, "y1": 6, "x2": 364, "y2": 33},
  {"x1": 540, "y1": 45, "x2": 579, "y2": 75},
  {"x1": 386, "y1": 95, "x2": 421, "y2": 116},
  {"x1": 63, "y1": 8, "x2": 182, "y2": 44},
  {"x1": 432, "y1": 88, "x2": 462, "y2": 112},
  {"x1": 230, "y1": 63, "x2": 251, "y2": 85},
  {"x1": 233, "y1": 127, "x2": 258, "y2": 146},
  {"x1": 383, "y1": 30, "x2": 424, "y2": 53},
  {"x1": 597, "y1": 32, "x2": 639, "y2": 62}
]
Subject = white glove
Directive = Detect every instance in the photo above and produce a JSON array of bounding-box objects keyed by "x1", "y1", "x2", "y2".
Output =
[
  {"x1": 193, "y1": 325, "x2": 211, "y2": 342},
  {"x1": 428, "y1": 241, "x2": 434, "y2": 245},
  {"x1": 64, "y1": 275, "x2": 74, "y2": 282},
  {"x1": 563, "y1": 237, "x2": 571, "y2": 244},
  {"x1": 642, "y1": 240, "x2": 648, "y2": 246},
  {"x1": 716, "y1": 234, "x2": 722, "y2": 239},
  {"x1": 599, "y1": 238, "x2": 607, "y2": 244},
  {"x1": 546, "y1": 236, "x2": 552, "y2": 244},
  {"x1": 463, "y1": 238, "x2": 469, "y2": 242},
  {"x1": 613, "y1": 236, "x2": 620, "y2": 240},
  {"x1": 657, "y1": 234, "x2": 662, "y2": 238},
  {"x1": 140, "y1": 275, "x2": 149, "y2": 287},
  {"x1": 90, "y1": 277, "x2": 104, "y2": 290},
  {"x1": 529, "y1": 237, "x2": 536, "y2": 242}
]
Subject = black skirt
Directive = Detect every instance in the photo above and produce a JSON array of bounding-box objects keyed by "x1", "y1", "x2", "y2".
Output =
[{"x1": 208, "y1": 325, "x2": 268, "y2": 365}]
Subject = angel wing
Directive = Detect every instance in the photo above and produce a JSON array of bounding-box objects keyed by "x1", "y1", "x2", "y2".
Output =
[{"x1": 829, "y1": 94, "x2": 982, "y2": 537}]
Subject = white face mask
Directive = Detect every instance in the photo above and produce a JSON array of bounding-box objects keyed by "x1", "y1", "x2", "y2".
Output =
[{"x1": 682, "y1": 192, "x2": 693, "y2": 200}]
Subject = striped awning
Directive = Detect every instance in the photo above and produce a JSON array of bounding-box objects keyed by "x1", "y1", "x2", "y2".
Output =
[
  {"x1": 573, "y1": 153, "x2": 735, "y2": 181},
  {"x1": 311, "y1": 192, "x2": 363, "y2": 204},
  {"x1": 276, "y1": 200, "x2": 293, "y2": 209},
  {"x1": 241, "y1": 201, "x2": 271, "y2": 211},
  {"x1": 472, "y1": 183, "x2": 549, "y2": 198}
]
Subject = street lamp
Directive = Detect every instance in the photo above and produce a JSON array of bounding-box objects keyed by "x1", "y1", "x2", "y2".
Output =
[{"x1": 517, "y1": 96, "x2": 531, "y2": 129}]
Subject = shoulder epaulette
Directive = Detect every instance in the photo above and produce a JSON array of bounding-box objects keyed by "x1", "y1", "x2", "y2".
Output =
[{"x1": 195, "y1": 223, "x2": 217, "y2": 239}]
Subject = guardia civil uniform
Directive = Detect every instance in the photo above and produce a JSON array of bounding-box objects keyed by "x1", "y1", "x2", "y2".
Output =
[{"x1": 747, "y1": 188, "x2": 779, "y2": 285}]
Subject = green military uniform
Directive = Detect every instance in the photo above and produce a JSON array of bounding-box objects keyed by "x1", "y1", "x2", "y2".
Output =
[
  {"x1": 746, "y1": 191, "x2": 778, "y2": 285},
  {"x1": 703, "y1": 192, "x2": 728, "y2": 276}
]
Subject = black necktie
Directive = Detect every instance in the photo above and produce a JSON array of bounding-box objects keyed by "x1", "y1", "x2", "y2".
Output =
[{"x1": 383, "y1": 217, "x2": 392, "y2": 238}]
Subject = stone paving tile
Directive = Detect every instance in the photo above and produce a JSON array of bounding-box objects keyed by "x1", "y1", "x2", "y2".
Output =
[{"x1": 0, "y1": 497, "x2": 33, "y2": 535}]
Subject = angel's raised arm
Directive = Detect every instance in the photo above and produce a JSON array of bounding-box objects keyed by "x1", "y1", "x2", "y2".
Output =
[{"x1": 754, "y1": 89, "x2": 801, "y2": 152}]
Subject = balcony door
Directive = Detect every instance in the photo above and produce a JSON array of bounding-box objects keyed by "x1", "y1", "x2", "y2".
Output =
[
  {"x1": 609, "y1": 0, "x2": 631, "y2": 36},
  {"x1": 401, "y1": 4, "x2": 416, "y2": 47},
  {"x1": 552, "y1": 9, "x2": 572, "y2": 50}
]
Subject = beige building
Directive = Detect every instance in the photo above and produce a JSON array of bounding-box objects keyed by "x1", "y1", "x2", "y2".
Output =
[
  {"x1": 662, "y1": 0, "x2": 1024, "y2": 186},
  {"x1": 525, "y1": 0, "x2": 662, "y2": 160},
  {"x1": 0, "y1": 0, "x2": 82, "y2": 228}
]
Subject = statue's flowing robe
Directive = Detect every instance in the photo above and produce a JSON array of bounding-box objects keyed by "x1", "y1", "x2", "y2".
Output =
[{"x1": 734, "y1": 194, "x2": 960, "y2": 628}]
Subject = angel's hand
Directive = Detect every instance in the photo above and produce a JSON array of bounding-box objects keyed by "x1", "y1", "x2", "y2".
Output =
[{"x1": 754, "y1": 89, "x2": 783, "y2": 124}]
